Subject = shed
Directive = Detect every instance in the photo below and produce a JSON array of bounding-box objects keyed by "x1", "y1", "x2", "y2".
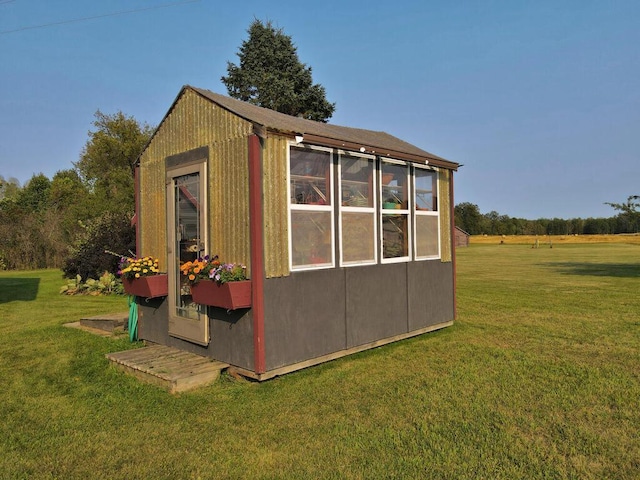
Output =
[
  {"x1": 455, "y1": 226, "x2": 470, "y2": 247},
  {"x1": 134, "y1": 85, "x2": 459, "y2": 380}
]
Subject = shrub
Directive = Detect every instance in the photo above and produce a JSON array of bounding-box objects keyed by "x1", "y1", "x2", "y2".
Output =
[
  {"x1": 62, "y1": 211, "x2": 136, "y2": 280},
  {"x1": 60, "y1": 272, "x2": 124, "y2": 295}
]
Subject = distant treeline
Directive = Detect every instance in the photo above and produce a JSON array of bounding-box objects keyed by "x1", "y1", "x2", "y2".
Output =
[
  {"x1": 455, "y1": 202, "x2": 639, "y2": 236},
  {"x1": 0, "y1": 111, "x2": 152, "y2": 273}
]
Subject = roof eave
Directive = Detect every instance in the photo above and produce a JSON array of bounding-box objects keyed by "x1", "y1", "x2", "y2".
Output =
[
  {"x1": 137, "y1": 86, "x2": 460, "y2": 172},
  {"x1": 275, "y1": 131, "x2": 459, "y2": 170}
]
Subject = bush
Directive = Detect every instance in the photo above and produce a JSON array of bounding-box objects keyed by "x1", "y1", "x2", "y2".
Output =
[
  {"x1": 62, "y1": 211, "x2": 136, "y2": 280},
  {"x1": 59, "y1": 272, "x2": 124, "y2": 295}
]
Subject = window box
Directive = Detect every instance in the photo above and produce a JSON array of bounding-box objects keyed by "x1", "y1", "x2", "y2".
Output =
[
  {"x1": 190, "y1": 280, "x2": 252, "y2": 310},
  {"x1": 122, "y1": 274, "x2": 169, "y2": 298}
]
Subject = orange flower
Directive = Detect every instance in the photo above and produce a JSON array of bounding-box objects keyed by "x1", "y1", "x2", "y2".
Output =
[{"x1": 189, "y1": 274, "x2": 195, "y2": 281}]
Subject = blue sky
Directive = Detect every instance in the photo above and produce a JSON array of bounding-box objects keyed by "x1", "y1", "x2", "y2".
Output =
[{"x1": 1, "y1": 0, "x2": 638, "y2": 219}]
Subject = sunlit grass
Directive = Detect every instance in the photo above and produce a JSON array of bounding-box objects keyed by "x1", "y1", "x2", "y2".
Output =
[{"x1": 1, "y1": 244, "x2": 639, "y2": 479}]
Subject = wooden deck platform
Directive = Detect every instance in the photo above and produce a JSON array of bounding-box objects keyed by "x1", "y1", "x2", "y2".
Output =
[{"x1": 106, "y1": 345, "x2": 228, "y2": 393}]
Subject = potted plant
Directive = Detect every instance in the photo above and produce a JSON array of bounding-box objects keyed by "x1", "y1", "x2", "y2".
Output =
[
  {"x1": 119, "y1": 256, "x2": 168, "y2": 298},
  {"x1": 181, "y1": 255, "x2": 251, "y2": 310}
]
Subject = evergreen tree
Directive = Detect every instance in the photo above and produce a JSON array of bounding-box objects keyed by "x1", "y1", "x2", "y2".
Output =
[{"x1": 222, "y1": 20, "x2": 335, "y2": 122}]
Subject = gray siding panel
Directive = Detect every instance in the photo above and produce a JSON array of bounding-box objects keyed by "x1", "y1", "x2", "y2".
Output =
[
  {"x1": 263, "y1": 269, "x2": 347, "y2": 371},
  {"x1": 138, "y1": 298, "x2": 255, "y2": 371},
  {"x1": 262, "y1": 262, "x2": 454, "y2": 372},
  {"x1": 345, "y1": 264, "x2": 408, "y2": 348},
  {"x1": 407, "y1": 261, "x2": 454, "y2": 330},
  {"x1": 207, "y1": 307, "x2": 255, "y2": 371}
]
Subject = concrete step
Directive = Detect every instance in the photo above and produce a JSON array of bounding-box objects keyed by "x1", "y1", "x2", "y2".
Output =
[{"x1": 80, "y1": 312, "x2": 129, "y2": 332}]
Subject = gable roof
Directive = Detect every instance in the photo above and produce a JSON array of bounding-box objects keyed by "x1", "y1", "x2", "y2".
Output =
[{"x1": 143, "y1": 85, "x2": 458, "y2": 170}]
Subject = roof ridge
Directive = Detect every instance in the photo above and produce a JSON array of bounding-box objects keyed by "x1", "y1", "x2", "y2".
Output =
[
  {"x1": 148, "y1": 85, "x2": 457, "y2": 169},
  {"x1": 189, "y1": 85, "x2": 388, "y2": 134}
]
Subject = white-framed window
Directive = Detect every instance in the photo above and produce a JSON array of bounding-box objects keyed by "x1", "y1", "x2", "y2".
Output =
[
  {"x1": 338, "y1": 151, "x2": 377, "y2": 266},
  {"x1": 414, "y1": 165, "x2": 440, "y2": 259},
  {"x1": 288, "y1": 144, "x2": 335, "y2": 270},
  {"x1": 381, "y1": 159, "x2": 411, "y2": 263}
]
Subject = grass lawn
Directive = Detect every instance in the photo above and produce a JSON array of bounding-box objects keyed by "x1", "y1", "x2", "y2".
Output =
[{"x1": 1, "y1": 244, "x2": 639, "y2": 479}]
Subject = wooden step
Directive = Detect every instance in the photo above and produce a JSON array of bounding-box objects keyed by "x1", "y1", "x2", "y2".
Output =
[{"x1": 106, "y1": 345, "x2": 228, "y2": 393}]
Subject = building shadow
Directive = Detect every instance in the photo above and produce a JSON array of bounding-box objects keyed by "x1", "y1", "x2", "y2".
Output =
[
  {"x1": 543, "y1": 262, "x2": 640, "y2": 278},
  {"x1": 0, "y1": 277, "x2": 40, "y2": 303}
]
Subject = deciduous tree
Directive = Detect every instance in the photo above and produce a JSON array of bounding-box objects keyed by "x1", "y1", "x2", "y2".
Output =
[
  {"x1": 0, "y1": 176, "x2": 20, "y2": 201},
  {"x1": 74, "y1": 110, "x2": 153, "y2": 214},
  {"x1": 606, "y1": 195, "x2": 640, "y2": 233},
  {"x1": 454, "y1": 202, "x2": 483, "y2": 234},
  {"x1": 17, "y1": 173, "x2": 51, "y2": 212}
]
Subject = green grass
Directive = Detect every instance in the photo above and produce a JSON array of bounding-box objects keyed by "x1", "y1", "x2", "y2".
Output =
[{"x1": 1, "y1": 245, "x2": 639, "y2": 479}]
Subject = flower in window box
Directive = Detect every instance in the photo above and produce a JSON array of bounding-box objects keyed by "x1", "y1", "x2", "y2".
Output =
[
  {"x1": 185, "y1": 257, "x2": 251, "y2": 309},
  {"x1": 208, "y1": 261, "x2": 247, "y2": 284},
  {"x1": 180, "y1": 255, "x2": 248, "y2": 285},
  {"x1": 118, "y1": 256, "x2": 167, "y2": 297},
  {"x1": 118, "y1": 256, "x2": 161, "y2": 279},
  {"x1": 179, "y1": 255, "x2": 221, "y2": 285}
]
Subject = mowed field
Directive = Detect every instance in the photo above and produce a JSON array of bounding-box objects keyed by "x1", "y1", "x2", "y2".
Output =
[
  {"x1": 471, "y1": 233, "x2": 640, "y2": 245},
  {"x1": 1, "y1": 241, "x2": 638, "y2": 479}
]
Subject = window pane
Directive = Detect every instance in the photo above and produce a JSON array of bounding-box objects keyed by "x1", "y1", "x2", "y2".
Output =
[
  {"x1": 341, "y1": 154, "x2": 374, "y2": 207},
  {"x1": 342, "y1": 212, "x2": 375, "y2": 263},
  {"x1": 382, "y1": 214, "x2": 409, "y2": 258},
  {"x1": 415, "y1": 168, "x2": 437, "y2": 211},
  {"x1": 416, "y1": 215, "x2": 439, "y2": 257},
  {"x1": 290, "y1": 148, "x2": 331, "y2": 205},
  {"x1": 291, "y1": 210, "x2": 332, "y2": 267},
  {"x1": 382, "y1": 162, "x2": 408, "y2": 209}
]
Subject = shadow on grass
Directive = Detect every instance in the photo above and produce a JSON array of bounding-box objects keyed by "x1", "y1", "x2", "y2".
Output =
[
  {"x1": 0, "y1": 278, "x2": 40, "y2": 303},
  {"x1": 543, "y1": 262, "x2": 640, "y2": 278}
]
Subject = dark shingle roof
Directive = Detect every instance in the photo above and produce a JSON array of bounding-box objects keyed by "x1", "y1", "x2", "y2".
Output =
[{"x1": 144, "y1": 85, "x2": 457, "y2": 169}]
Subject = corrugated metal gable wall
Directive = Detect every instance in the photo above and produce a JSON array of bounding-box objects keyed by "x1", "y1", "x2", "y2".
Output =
[{"x1": 138, "y1": 89, "x2": 253, "y2": 273}]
